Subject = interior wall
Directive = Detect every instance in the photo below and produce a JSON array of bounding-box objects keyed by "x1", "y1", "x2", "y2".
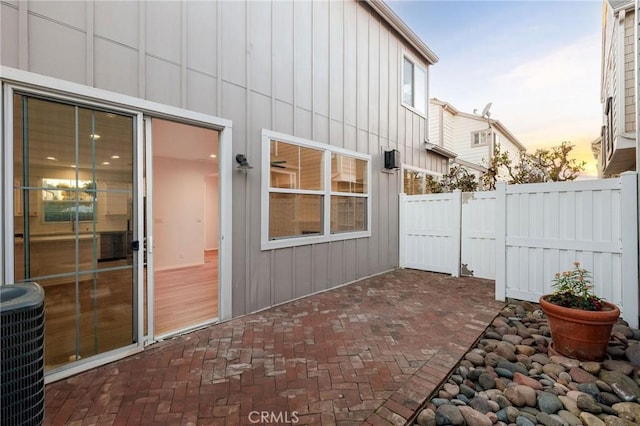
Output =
[
  {"x1": 205, "y1": 175, "x2": 219, "y2": 250},
  {"x1": 153, "y1": 157, "x2": 209, "y2": 269}
]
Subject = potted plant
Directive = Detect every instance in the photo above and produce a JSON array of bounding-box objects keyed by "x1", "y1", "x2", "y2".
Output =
[{"x1": 539, "y1": 262, "x2": 620, "y2": 361}]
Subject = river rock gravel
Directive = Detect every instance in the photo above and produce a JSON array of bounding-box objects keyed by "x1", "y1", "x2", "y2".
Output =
[{"x1": 413, "y1": 301, "x2": 640, "y2": 426}]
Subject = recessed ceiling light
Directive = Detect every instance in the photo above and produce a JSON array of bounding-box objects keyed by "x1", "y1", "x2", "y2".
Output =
[
  {"x1": 210, "y1": 154, "x2": 217, "y2": 158},
  {"x1": 90, "y1": 134, "x2": 101, "y2": 140},
  {"x1": 111, "y1": 155, "x2": 120, "y2": 159},
  {"x1": 102, "y1": 161, "x2": 110, "y2": 165},
  {"x1": 69, "y1": 164, "x2": 76, "y2": 168},
  {"x1": 46, "y1": 156, "x2": 57, "y2": 161}
]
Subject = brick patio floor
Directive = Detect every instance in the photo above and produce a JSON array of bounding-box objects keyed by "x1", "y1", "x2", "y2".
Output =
[{"x1": 44, "y1": 269, "x2": 505, "y2": 426}]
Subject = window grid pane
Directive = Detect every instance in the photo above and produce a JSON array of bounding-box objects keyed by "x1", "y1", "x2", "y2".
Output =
[
  {"x1": 403, "y1": 57, "x2": 414, "y2": 106},
  {"x1": 414, "y1": 66, "x2": 426, "y2": 114},
  {"x1": 331, "y1": 154, "x2": 368, "y2": 194},
  {"x1": 269, "y1": 193, "x2": 323, "y2": 239},
  {"x1": 330, "y1": 196, "x2": 367, "y2": 234},
  {"x1": 270, "y1": 140, "x2": 323, "y2": 190}
]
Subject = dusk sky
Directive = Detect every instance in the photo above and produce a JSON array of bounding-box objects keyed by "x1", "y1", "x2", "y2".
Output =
[{"x1": 387, "y1": 0, "x2": 603, "y2": 177}]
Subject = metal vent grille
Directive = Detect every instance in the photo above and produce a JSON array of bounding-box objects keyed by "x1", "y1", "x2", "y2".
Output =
[{"x1": 1, "y1": 283, "x2": 45, "y2": 426}]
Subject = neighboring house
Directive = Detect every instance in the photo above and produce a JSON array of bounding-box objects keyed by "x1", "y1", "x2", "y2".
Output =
[
  {"x1": 593, "y1": 0, "x2": 636, "y2": 177},
  {"x1": 0, "y1": 0, "x2": 447, "y2": 381},
  {"x1": 429, "y1": 98, "x2": 526, "y2": 184}
]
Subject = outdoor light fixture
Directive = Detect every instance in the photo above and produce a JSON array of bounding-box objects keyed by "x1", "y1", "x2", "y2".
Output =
[
  {"x1": 235, "y1": 154, "x2": 253, "y2": 172},
  {"x1": 384, "y1": 149, "x2": 400, "y2": 170}
]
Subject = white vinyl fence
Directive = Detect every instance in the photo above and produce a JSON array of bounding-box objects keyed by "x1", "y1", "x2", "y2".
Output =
[{"x1": 399, "y1": 173, "x2": 639, "y2": 327}]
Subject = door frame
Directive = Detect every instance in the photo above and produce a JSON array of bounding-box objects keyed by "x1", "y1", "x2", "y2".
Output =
[
  {"x1": 0, "y1": 66, "x2": 233, "y2": 382},
  {"x1": 144, "y1": 118, "x2": 225, "y2": 341}
]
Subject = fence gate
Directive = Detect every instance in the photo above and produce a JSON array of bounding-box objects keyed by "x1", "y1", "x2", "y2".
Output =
[
  {"x1": 460, "y1": 192, "x2": 496, "y2": 279},
  {"x1": 398, "y1": 192, "x2": 460, "y2": 276}
]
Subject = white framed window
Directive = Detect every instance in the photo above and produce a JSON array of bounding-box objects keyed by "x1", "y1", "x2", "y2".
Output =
[
  {"x1": 402, "y1": 165, "x2": 442, "y2": 195},
  {"x1": 261, "y1": 130, "x2": 371, "y2": 250},
  {"x1": 471, "y1": 129, "x2": 495, "y2": 147},
  {"x1": 401, "y1": 53, "x2": 427, "y2": 116}
]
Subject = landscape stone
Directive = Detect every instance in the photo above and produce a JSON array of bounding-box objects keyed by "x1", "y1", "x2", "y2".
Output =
[
  {"x1": 497, "y1": 361, "x2": 528, "y2": 376},
  {"x1": 435, "y1": 404, "x2": 465, "y2": 426},
  {"x1": 535, "y1": 411, "x2": 565, "y2": 426},
  {"x1": 465, "y1": 352, "x2": 485, "y2": 366},
  {"x1": 496, "y1": 406, "x2": 520, "y2": 423},
  {"x1": 478, "y1": 373, "x2": 495, "y2": 390},
  {"x1": 600, "y1": 371, "x2": 640, "y2": 399},
  {"x1": 416, "y1": 408, "x2": 436, "y2": 426},
  {"x1": 460, "y1": 383, "x2": 476, "y2": 399},
  {"x1": 557, "y1": 409, "x2": 583, "y2": 426},
  {"x1": 602, "y1": 360, "x2": 634, "y2": 376},
  {"x1": 612, "y1": 402, "x2": 640, "y2": 422},
  {"x1": 603, "y1": 415, "x2": 635, "y2": 426},
  {"x1": 504, "y1": 387, "x2": 526, "y2": 407},
  {"x1": 600, "y1": 392, "x2": 622, "y2": 406},
  {"x1": 538, "y1": 392, "x2": 564, "y2": 414},
  {"x1": 550, "y1": 356, "x2": 580, "y2": 369},
  {"x1": 513, "y1": 372, "x2": 543, "y2": 390},
  {"x1": 611, "y1": 382, "x2": 637, "y2": 402},
  {"x1": 458, "y1": 406, "x2": 492, "y2": 426},
  {"x1": 495, "y1": 367, "x2": 514, "y2": 379},
  {"x1": 543, "y1": 363, "x2": 566, "y2": 378},
  {"x1": 516, "y1": 413, "x2": 537, "y2": 426},
  {"x1": 503, "y1": 334, "x2": 524, "y2": 345},
  {"x1": 596, "y1": 380, "x2": 613, "y2": 393},
  {"x1": 581, "y1": 362, "x2": 602, "y2": 376},
  {"x1": 576, "y1": 383, "x2": 601, "y2": 401},
  {"x1": 569, "y1": 367, "x2": 599, "y2": 383},
  {"x1": 531, "y1": 353, "x2": 550, "y2": 365},
  {"x1": 516, "y1": 385, "x2": 537, "y2": 407},
  {"x1": 415, "y1": 300, "x2": 640, "y2": 426},
  {"x1": 579, "y1": 412, "x2": 606, "y2": 426},
  {"x1": 495, "y1": 344, "x2": 517, "y2": 362},
  {"x1": 576, "y1": 393, "x2": 602, "y2": 414},
  {"x1": 444, "y1": 383, "x2": 460, "y2": 396},
  {"x1": 612, "y1": 325, "x2": 634, "y2": 339},
  {"x1": 469, "y1": 396, "x2": 493, "y2": 414},
  {"x1": 625, "y1": 344, "x2": 640, "y2": 366}
]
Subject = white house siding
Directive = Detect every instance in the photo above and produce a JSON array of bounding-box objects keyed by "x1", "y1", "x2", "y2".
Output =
[
  {"x1": 604, "y1": 10, "x2": 619, "y2": 141},
  {"x1": 623, "y1": 9, "x2": 635, "y2": 133},
  {"x1": 450, "y1": 115, "x2": 492, "y2": 167},
  {"x1": 599, "y1": 1, "x2": 636, "y2": 176},
  {"x1": 1, "y1": 0, "x2": 440, "y2": 317}
]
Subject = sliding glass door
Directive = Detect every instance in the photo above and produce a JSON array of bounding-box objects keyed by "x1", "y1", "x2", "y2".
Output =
[{"x1": 12, "y1": 93, "x2": 137, "y2": 371}]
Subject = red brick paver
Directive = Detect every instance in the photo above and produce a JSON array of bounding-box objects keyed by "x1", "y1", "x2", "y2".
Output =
[{"x1": 44, "y1": 269, "x2": 504, "y2": 425}]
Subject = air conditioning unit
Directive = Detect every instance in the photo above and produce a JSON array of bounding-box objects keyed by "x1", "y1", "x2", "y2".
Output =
[{"x1": 1, "y1": 282, "x2": 46, "y2": 426}]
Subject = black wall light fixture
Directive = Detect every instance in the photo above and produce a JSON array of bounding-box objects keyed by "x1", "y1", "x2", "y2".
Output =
[
  {"x1": 384, "y1": 149, "x2": 400, "y2": 170},
  {"x1": 236, "y1": 154, "x2": 253, "y2": 172}
]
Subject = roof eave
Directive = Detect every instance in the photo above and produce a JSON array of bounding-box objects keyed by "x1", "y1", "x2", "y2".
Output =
[
  {"x1": 425, "y1": 143, "x2": 457, "y2": 159},
  {"x1": 363, "y1": 0, "x2": 439, "y2": 65}
]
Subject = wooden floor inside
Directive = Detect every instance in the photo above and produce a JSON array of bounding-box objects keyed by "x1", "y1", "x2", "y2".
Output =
[{"x1": 153, "y1": 250, "x2": 218, "y2": 336}]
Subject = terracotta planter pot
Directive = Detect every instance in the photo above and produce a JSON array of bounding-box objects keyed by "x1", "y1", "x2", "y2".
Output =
[{"x1": 539, "y1": 295, "x2": 620, "y2": 362}]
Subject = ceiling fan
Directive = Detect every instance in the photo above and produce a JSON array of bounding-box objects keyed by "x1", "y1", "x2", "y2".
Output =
[{"x1": 270, "y1": 160, "x2": 287, "y2": 169}]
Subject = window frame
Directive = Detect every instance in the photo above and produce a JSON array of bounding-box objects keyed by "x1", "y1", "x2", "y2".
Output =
[
  {"x1": 401, "y1": 164, "x2": 442, "y2": 195},
  {"x1": 401, "y1": 51, "x2": 427, "y2": 117},
  {"x1": 261, "y1": 129, "x2": 371, "y2": 250},
  {"x1": 470, "y1": 129, "x2": 494, "y2": 147}
]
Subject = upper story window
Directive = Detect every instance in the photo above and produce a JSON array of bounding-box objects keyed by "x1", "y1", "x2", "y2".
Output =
[
  {"x1": 262, "y1": 130, "x2": 371, "y2": 250},
  {"x1": 471, "y1": 129, "x2": 495, "y2": 147},
  {"x1": 402, "y1": 54, "x2": 426, "y2": 115}
]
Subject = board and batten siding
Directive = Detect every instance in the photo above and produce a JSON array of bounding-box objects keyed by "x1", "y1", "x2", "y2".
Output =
[{"x1": 1, "y1": 0, "x2": 442, "y2": 317}]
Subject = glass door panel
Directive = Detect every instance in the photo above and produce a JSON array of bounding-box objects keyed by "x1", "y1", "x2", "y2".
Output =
[{"x1": 12, "y1": 93, "x2": 136, "y2": 370}]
